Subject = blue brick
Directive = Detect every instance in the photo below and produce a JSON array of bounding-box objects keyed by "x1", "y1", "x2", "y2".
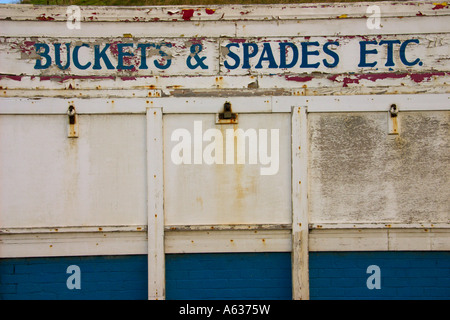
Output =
[
  {"x1": 0, "y1": 284, "x2": 17, "y2": 294},
  {"x1": 424, "y1": 287, "x2": 450, "y2": 297}
]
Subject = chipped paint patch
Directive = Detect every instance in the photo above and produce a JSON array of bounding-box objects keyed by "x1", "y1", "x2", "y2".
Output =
[
  {"x1": 36, "y1": 14, "x2": 55, "y2": 21},
  {"x1": 327, "y1": 72, "x2": 449, "y2": 87},
  {"x1": 432, "y1": 2, "x2": 448, "y2": 10},
  {"x1": 285, "y1": 75, "x2": 314, "y2": 82},
  {"x1": 182, "y1": 9, "x2": 195, "y2": 21}
]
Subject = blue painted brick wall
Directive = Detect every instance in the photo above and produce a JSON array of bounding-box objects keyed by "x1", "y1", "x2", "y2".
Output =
[
  {"x1": 2, "y1": 251, "x2": 448, "y2": 300},
  {"x1": 0, "y1": 255, "x2": 147, "y2": 300},
  {"x1": 309, "y1": 251, "x2": 450, "y2": 300},
  {"x1": 165, "y1": 252, "x2": 292, "y2": 300}
]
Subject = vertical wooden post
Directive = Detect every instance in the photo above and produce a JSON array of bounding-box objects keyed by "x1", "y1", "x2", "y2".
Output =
[
  {"x1": 147, "y1": 107, "x2": 165, "y2": 300},
  {"x1": 291, "y1": 106, "x2": 309, "y2": 300}
]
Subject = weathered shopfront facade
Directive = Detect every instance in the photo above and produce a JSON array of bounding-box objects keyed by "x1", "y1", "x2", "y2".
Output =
[{"x1": 0, "y1": 1, "x2": 449, "y2": 299}]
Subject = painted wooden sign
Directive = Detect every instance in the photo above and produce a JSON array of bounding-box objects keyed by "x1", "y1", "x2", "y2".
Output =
[{"x1": 0, "y1": 36, "x2": 446, "y2": 76}]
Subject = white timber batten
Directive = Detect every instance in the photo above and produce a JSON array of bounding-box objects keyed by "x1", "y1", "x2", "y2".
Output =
[
  {"x1": 291, "y1": 106, "x2": 310, "y2": 300},
  {"x1": 1, "y1": 224, "x2": 449, "y2": 258},
  {"x1": 146, "y1": 107, "x2": 165, "y2": 300},
  {"x1": 1, "y1": 94, "x2": 449, "y2": 115}
]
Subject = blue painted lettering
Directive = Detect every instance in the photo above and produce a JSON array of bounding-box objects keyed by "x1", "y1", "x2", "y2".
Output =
[
  {"x1": 300, "y1": 41, "x2": 320, "y2": 69},
  {"x1": 358, "y1": 40, "x2": 378, "y2": 68},
  {"x1": 34, "y1": 43, "x2": 51, "y2": 69},
  {"x1": 73, "y1": 44, "x2": 91, "y2": 70}
]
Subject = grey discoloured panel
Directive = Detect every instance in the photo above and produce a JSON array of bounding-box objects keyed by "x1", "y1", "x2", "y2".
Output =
[{"x1": 309, "y1": 111, "x2": 450, "y2": 223}]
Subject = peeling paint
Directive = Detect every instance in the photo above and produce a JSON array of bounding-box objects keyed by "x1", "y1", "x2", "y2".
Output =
[
  {"x1": 327, "y1": 72, "x2": 449, "y2": 87},
  {"x1": 285, "y1": 75, "x2": 314, "y2": 82},
  {"x1": 182, "y1": 9, "x2": 195, "y2": 21},
  {"x1": 432, "y1": 2, "x2": 448, "y2": 10},
  {"x1": 36, "y1": 14, "x2": 55, "y2": 21}
]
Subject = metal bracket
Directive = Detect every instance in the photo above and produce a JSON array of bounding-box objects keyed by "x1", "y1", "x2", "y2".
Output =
[
  {"x1": 216, "y1": 101, "x2": 238, "y2": 124},
  {"x1": 67, "y1": 105, "x2": 79, "y2": 138},
  {"x1": 388, "y1": 104, "x2": 399, "y2": 135}
]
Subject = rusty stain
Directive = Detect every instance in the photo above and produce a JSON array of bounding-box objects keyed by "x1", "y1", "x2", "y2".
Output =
[
  {"x1": 391, "y1": 116, "x2": 399, "y2": 134},
  {"x1": 136, "y1": 227, "x2": 142, "y2": 230},
  {"x1": 262, "y1": 238, "x2": 266, "y2": 243},
  {"x1": 316, "y1": 225, "x2": 322, "y2": 229},
  {"x1": 98, "y1": 227, "x2": 103, "y2": 231},
  {"x1": 385, "y1": 224, "x2": 392, "y2": 228}
]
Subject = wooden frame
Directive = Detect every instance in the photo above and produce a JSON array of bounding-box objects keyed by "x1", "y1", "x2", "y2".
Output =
[
  {"x1": 147, "y1": 106, "x2": 165, "y2": 300},
  {"x1": 291, "y1": 106, "x2": 309, "y2": 300}
]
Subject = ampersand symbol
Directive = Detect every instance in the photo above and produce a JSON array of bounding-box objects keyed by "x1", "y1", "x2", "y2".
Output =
[{"x1": 187, "y1": 44, "x2": 209, "y2": 70}]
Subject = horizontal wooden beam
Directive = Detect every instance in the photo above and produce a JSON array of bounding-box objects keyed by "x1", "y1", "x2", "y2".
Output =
[
  {"x1": 165, "y1": 224, "x2": 292, "y2": 231},
  {"x1": 1, "y1": 94, "x2": 449, "y2": 115},
  {"x1": 1, "y1": 226, "x2": 449, "y2": 258}
]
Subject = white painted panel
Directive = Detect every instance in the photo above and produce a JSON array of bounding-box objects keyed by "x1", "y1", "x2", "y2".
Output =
[
  {"x1": 163, "y1": 113, "x2": 291, "y2": 225},
  {"x1": 0, "y1": 113, "x2": 147, "y2": 228}
]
